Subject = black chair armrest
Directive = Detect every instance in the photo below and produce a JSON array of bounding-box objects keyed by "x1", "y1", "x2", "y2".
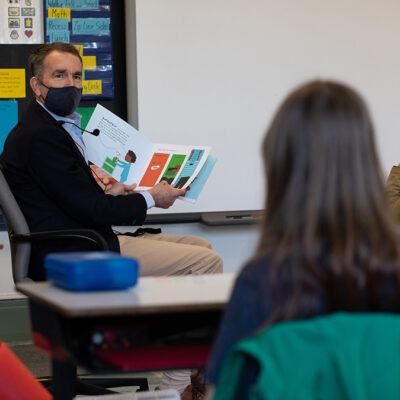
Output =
[{"x1": 10, "y1": 229, "x2": 109, "y2": 251}]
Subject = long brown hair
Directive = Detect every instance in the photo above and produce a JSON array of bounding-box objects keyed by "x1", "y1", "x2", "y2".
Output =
[{"x1": 257, "y1": 80, "x2": 400, "y2": 321}]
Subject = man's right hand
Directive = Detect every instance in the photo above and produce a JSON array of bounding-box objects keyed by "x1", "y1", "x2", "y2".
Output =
[{"x1": 148, "y1": 181, "x2": 188, "y2": 209}]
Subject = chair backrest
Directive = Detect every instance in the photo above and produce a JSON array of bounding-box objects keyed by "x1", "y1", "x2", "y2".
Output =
[
  {"x1": 0, "y1": 167, "x2": 32, "y2": 283},
  {"x1": 214, "y1": 312, "x2": 400, "y2": 400}
]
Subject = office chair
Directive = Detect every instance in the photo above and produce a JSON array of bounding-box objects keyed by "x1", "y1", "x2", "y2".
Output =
[
  {"x1": 0, "y1": 167, "x2": 109, "y2": 284},
  {"x1": 214, "y1": 312, "x2": 400, "y2": 400},
  {"x1": 0, "y1": 166, "x2": 149, "y2": 395}
]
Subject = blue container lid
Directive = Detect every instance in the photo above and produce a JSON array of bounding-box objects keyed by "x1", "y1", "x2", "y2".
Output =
[{"x1": 44, "y1": 251, "x2": 139, "y2": 292}]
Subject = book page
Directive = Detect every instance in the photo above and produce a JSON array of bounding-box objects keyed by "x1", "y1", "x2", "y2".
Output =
[
  {"x1": 179, "y1": 155, "x2": 217, "y2": 203},
  {"x1": 83, "y1": 105, "x2": 214, "y2": 199},
  {"x1": 83, "y1": 104, "x2": 153, "y2": 185},
  {"x1": 137, "y1": 144, "x2": 211, "y2": 190}
]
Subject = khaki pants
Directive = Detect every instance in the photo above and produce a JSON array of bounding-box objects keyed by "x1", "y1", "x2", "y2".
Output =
[{"x1": 118, "y1": 233, "x2": 223, "y2": 276}]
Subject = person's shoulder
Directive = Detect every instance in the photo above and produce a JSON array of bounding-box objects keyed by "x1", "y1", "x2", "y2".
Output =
[
  {"x1": 387, "y1": 165, "x2": 400, "y2": 182},
  {"x1": 18, "y1": 102, "x2": 62, "y2": 138},
  {"x1": 236, "y1": 253, "x2": 273, "y2": 287},
  {"x1": 23, "y1": 101, "x2": 56, "y2": 126}
]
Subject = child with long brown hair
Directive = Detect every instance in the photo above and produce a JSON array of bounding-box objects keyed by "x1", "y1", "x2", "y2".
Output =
[{"x1": 206, "y1": 80, "x2": 400, "y2": 395}]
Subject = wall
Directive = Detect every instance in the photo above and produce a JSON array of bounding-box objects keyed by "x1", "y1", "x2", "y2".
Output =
[{"x1": 0, "y1": 232, "x2": 15, "y2": 297}]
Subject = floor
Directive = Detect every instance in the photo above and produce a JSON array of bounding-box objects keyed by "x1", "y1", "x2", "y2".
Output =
[{"x1": 9, "y1": 343, "x2": 162, "y2": 395}]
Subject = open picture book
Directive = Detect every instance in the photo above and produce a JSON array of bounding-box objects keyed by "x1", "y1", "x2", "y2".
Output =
[{"x1": 82, "y1": 105, "x2": 216, "y2": 203}]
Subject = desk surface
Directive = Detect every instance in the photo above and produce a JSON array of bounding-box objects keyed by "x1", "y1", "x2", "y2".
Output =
[{"x1": 17, "y1": 273, "x2": 236, "y2": 318}]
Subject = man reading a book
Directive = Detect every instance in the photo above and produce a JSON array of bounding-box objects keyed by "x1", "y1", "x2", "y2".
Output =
[{"x1": 0, "y1": 42, "x2": 222, "y2": 399}]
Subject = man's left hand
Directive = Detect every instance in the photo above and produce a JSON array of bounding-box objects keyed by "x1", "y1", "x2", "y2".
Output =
[{"x1": 105, "y1": 182, "x2": 138, "y2": 196}]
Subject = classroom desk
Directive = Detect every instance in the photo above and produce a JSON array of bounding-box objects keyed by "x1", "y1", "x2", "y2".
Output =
[{"x1": 17, "y1": 273, "x2": 236, "y2": 400}]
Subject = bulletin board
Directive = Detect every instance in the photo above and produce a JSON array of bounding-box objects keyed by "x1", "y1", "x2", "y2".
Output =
[
  {"x1": 43, "y1": 0, "x2": 114, "y2": 99},
  {"x1": 0, "y1": 45, "x2": 35, "y2": 153},
  {"x1": 0, "y1": 0, "x2": 127, "y2": 155}
]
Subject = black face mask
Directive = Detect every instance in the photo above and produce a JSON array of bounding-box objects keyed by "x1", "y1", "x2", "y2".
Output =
[{"x1": 38, "y1": 80, "x2": 82, "y2": 116}]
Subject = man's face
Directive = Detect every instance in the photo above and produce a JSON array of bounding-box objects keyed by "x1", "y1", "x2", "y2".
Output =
[{"x1": 30, "y1": 50, "x2": 82, "y2": 101}]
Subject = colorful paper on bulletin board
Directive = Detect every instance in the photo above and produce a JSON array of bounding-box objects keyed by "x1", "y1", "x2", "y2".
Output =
[
  {"x1": 76, "y1": 106, "x2": 95, "y2": 130},
  {"x1": 0, "y1": 69, "x2": 26, "y2": 98},
  {"x1": 82, "y1": 80, "x2": 102, "y2": 95},
  {"x1": 0, "y1": 101, "x2": 18, "y2": 153},
  {"x1": 43, "y1": 0, "x2": 114, "y2": 100},
  {"x1": 0, "y1": 0, "x2": 44, "y2": 44}
]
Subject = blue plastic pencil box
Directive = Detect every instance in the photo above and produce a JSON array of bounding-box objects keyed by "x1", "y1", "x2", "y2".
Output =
[{"x1": 44, "y1": 251, "x2": 139, "y2": 291}]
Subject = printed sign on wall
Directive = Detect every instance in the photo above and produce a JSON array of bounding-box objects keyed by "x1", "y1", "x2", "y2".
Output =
[{"x1": 0, "y1": 69, "x2": 26, "y2": 98}]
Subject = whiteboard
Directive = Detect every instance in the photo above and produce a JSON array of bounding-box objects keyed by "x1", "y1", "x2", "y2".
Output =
[{"x1": 126, "y1": 0, "x2": 400, "y2": 215}]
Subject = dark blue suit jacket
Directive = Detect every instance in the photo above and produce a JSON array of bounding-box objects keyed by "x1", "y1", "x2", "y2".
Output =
[{"x1": 0, "y1": 101, "x2": 147, "y2": 280}]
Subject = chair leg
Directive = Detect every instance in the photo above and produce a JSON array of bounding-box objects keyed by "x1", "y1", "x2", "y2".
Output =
[
  {"x1": 75, "y1": 379, "x2": 116, "y2": 395},
  {"x1": 52, "y1": 359, "x2": 76, "y2": 400},
  {"x1": 135, "y1": 378, "x2": 150, "y2": 392},
  {"x1": 78, "y1": 377, "x2": 149, "y2": 392},
  {"x1": 44, "y1": 363, "x2": 150, "y2": 397}
]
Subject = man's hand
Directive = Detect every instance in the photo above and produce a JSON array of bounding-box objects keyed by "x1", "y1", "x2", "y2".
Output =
[
  {"x1": 148, "y1": 181, "x2": 188, "y2": 209},
  {"x1": 105, "y1": 182, "x2": 137, "y2": 196}
]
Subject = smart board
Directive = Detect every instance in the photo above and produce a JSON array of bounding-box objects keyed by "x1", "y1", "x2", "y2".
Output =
[{"x1": 126, "y1": 0, "x2": 400, "y2": 215}]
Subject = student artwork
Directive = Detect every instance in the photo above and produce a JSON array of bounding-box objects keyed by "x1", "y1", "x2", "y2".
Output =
[
  {"x1": 0, "y1": 0, "x2": 43, "y2": 44},
  {"x1": 43, "y1": 0, "x2": 114, "y2": 99}
]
